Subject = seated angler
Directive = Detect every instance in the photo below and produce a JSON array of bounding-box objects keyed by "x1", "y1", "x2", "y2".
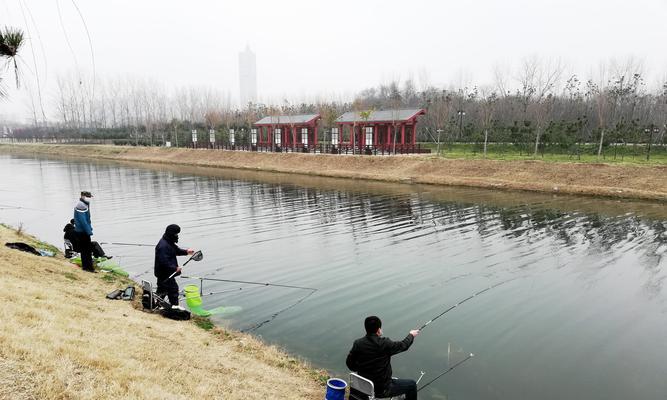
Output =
[
  {"x1": 63, "y1": 219, "x2": 111, "y2": 259},
  {"x1": 346, "y1": 316, "x2": 420, "y2": 400}
]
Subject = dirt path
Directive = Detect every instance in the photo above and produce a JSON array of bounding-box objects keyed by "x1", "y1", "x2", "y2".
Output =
[{"x1": 2, "y1": 143, "x2": 665, "y2": 201}]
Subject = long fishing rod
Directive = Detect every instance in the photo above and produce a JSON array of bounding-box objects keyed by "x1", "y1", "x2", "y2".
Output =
[
  {"x1": 178, "y1": 286, "x2": 262, "y2": 298},
  {"x1": 0, "y1": 204, "x2": 50, "y2": 212},
  {"x1": 181, "y1": 275, "x2": 318, "y2": 292},
  {"x1": 418, "y1": 278, "x2": 514, "y2": 331},
  {"x1": 100, "y1": 242, "x2": 154, "y2": 247},
  {"x1": 417, "y1": 353, "x2": 474, "y2": 392}
]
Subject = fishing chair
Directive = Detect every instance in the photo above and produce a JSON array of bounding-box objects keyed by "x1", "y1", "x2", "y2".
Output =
[
  {"x1": 141, "y1": 280, "x2": 171, "y2": 311},
  {"x1": 348, "y1": 373, "x2": 405, "y2": 400}
]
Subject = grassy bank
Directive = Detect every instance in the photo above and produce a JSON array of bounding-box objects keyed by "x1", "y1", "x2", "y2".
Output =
[
  {"x1": 422, "y1": 142, "x2": 667, "y2": 164},
  {"x1": 0, "y1": 224, "x2": 326, "y2": 400},
  {"x1": 1, "y1": 143, "x2": 666, "y2": 201}
]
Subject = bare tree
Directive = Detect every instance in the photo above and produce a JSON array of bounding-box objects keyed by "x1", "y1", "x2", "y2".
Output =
[
  {"x1": 479, "y1": 87, "x2": 498, "y2": 158},
  {"x1": 515, "y1": 57, "x2": 564, "y2": 157}
]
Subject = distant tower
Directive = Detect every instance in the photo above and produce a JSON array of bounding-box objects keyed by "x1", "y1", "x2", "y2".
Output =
[{"x1": 238, "y1": 45, "x2": 257, "y2": 107}]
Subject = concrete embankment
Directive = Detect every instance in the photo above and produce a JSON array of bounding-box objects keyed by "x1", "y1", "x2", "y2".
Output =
[
  {"x1": 0, "y1": 224, "x2": 325, "y2": 399},
  {"x1": 1, "y1": 143, "x2": 666, "y2": 201}
]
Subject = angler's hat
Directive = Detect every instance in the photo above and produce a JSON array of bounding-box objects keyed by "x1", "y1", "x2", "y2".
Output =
[{"x1": 80, "y1": 191, "x2": 94, "y2": 197}]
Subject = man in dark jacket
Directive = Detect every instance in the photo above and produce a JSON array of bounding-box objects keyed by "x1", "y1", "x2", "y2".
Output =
[
  {"x1": 73, "y1": 191, "x2": 95, "y2": 272},
  {"x1": 63, "y1": 219, "x2": 79, "y2": 258},
  {"x1": 154, "y1": 224, "x2": 193, "y2": 305},
  {"x1": 64, "y1": 219, "x2": 110, "y2": 259},
  {"x1": 346, "y1": 316, "x2": 420, "y2": 400}
]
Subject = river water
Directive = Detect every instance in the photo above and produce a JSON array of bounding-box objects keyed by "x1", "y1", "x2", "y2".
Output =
[{"x1": 1, "y1": 153, "x2": 666, "y2": 400}]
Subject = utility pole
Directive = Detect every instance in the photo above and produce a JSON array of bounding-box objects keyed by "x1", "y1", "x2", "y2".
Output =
[
  {"x1": 457, "y1": 110, "x2": 466, "y2": 140},
  {"x1": 436, "y1": 128, "x2": 444, "y2": 156},
  {"x1": 645, "y1": 125, "x2": 659, "y2": 161}
]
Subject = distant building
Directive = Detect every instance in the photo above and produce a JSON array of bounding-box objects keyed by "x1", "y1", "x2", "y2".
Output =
[{"x1": 238, "y1": 45, "x2": 257, "y2": 107}]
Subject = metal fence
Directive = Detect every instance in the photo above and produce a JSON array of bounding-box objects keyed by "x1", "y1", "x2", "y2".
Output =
[{"x1": 190, "y1": 142, "x2": 430, "y2": 155}]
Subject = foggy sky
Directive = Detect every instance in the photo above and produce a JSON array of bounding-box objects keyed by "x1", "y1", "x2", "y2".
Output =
[{"x1": 2, "y1": 0, "x2": 667, "y2": 121}]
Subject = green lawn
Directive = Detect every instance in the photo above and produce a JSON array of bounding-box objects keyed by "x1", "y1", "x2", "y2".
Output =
[{"x1": 420, "y1": 143, "x2": 667, "y2": 165}]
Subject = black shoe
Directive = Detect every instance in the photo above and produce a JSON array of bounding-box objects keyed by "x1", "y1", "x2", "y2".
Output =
[{"x1": 84, "y1": 268, "x2": 97, "y2": 273}]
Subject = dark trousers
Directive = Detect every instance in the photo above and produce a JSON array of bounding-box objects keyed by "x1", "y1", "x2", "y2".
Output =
[
  {"x1": 384, "y1": 378, "x2": 417, "y2": 400},
  {"x1": 156, "y1": 277, "x2": 179, "y2": 306},
  {"x1": 91, "y1": 241, "x2": 106, "y2": 258},
  {"x1": 77, "y1": 232, "x2": 94, "y2": 271}
]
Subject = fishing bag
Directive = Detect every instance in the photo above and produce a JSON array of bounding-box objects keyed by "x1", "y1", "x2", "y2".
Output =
[
  {"x1": 106, "y1": 289, "x2": 123, "y2": 300},
  {"x1": 161, "y1": 307, "x2": 191, "y2": 321}
]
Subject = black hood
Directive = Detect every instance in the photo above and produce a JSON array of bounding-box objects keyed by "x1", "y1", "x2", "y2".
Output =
[{"x1": 163, "y1": 224, "x2": 181, "y2": 244}]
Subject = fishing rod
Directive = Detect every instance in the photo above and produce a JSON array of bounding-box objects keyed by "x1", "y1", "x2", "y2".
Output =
[
  {"x1": 178, "y1": 286, "x2": 262, "y2": 298},
  {"x1": 100, "y1": 242, "x2": 154, "y2": 247},
  {"x1": 418, "y1": 278, "x2": 514, "y2": 331},
  {"x1": 417, "y1": 353, "x2": 474, "y2": 392},
  {"x1": 181, "y1": 275, "x2": 318, "y2": 292},
  {"x1": 177, "y1": 274, "x2": 318, "y2": 332},
  {"x1": 0, "y1": 204, "x2": 50, "y2": 212}
]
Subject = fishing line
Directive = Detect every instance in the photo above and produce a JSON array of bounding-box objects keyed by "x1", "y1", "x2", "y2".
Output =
[
  {"x1": 20, "y1": 0, "x2": 48, "y2": 85},
  {"x1": 241, "y1": 288, "x2": 318, "y2": 333},
  {"x1": 180, "y1": 276, "x2": 318, "y2": 331},
  {"x1": 418, "y1": 277, "x2": 516, "y2": 331},
  {"x1": 18, "y1": 0, "x2": 47, "y2": 123},
  {"x1": 69, "y1": 0, "x2": 96, "y2": 102},
  {"x1": 417, "y1": 353, "x2": 474, "y2": 392},
  {"x1": 55, "y1": 0, "x2": 80, "y2": 81},
  {"x1": 181, "y1": 275, "x2": 318, "y2": 292}
]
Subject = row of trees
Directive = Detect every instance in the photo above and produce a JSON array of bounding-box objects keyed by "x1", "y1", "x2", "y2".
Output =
[{"x1": 10, "y1": 58, "x2": 667, "y2": 158}]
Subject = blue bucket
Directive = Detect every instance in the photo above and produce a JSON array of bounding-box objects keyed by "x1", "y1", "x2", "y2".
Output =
[{"x1": 325, "y1": 378, "x2": 347, "y2": 400}]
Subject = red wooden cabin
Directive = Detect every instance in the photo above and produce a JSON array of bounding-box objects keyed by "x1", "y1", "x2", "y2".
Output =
[
  {"x1": 253, "y1": 114, "x2": 321, "y2": 148},
  {"x1": 333, "y1": 109, "x2": 425, "y2": 150}
]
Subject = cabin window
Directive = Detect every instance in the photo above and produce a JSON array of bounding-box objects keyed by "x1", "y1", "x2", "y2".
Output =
[
  {"x1": 301, "y1": 128, "x2": 308, "y2": 145},
  {"x1": 274, "y1": 128, "x2": 282, "y2": 145},
  {"x1": 331, "y1": 127, "x2": 339, "y2": 144}
]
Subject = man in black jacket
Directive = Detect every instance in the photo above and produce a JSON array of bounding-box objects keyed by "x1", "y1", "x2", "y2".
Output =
[
  {"x1": 63, "y1": 219, "x2": 110, "y2": 259},
  {"x1": 154, "y1": 224, "x2": 193, "y2": 305},
  {"x1": 346, "y1": 316, "x2": 420, "y2": 400}
]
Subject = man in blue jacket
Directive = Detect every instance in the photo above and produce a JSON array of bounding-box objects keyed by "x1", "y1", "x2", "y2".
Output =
[
  {"x1": 154, "y1": 224, "x2": 193, "y2": 305},
  {"x1": 73, "y1": 191, "x2": 95, "y2": 272},
  {"x1": 346, "y1": 316, "x2": 420, "y2": 400}
]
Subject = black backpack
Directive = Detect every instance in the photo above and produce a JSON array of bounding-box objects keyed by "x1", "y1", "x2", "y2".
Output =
[{"x1": 161, "y1": 307, "x2": 191, "y2": 321}]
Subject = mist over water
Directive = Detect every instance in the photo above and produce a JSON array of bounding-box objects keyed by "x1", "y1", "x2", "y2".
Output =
[{"x1": 1, "y1": 154, "x2": 666, "y2": 400}]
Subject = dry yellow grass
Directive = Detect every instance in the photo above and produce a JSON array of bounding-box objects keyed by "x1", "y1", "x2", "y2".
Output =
[
  {"x1": 0, "y1": 224, "x2": 325, "y2": 400},
  {"x1": 1, "y1": 143, "x2": 665, "y2": 202}
]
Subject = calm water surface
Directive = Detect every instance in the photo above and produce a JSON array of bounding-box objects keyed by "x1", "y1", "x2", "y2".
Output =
[{"x1": 1, "y1": 154, "x2": 666, "y2": 400}]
